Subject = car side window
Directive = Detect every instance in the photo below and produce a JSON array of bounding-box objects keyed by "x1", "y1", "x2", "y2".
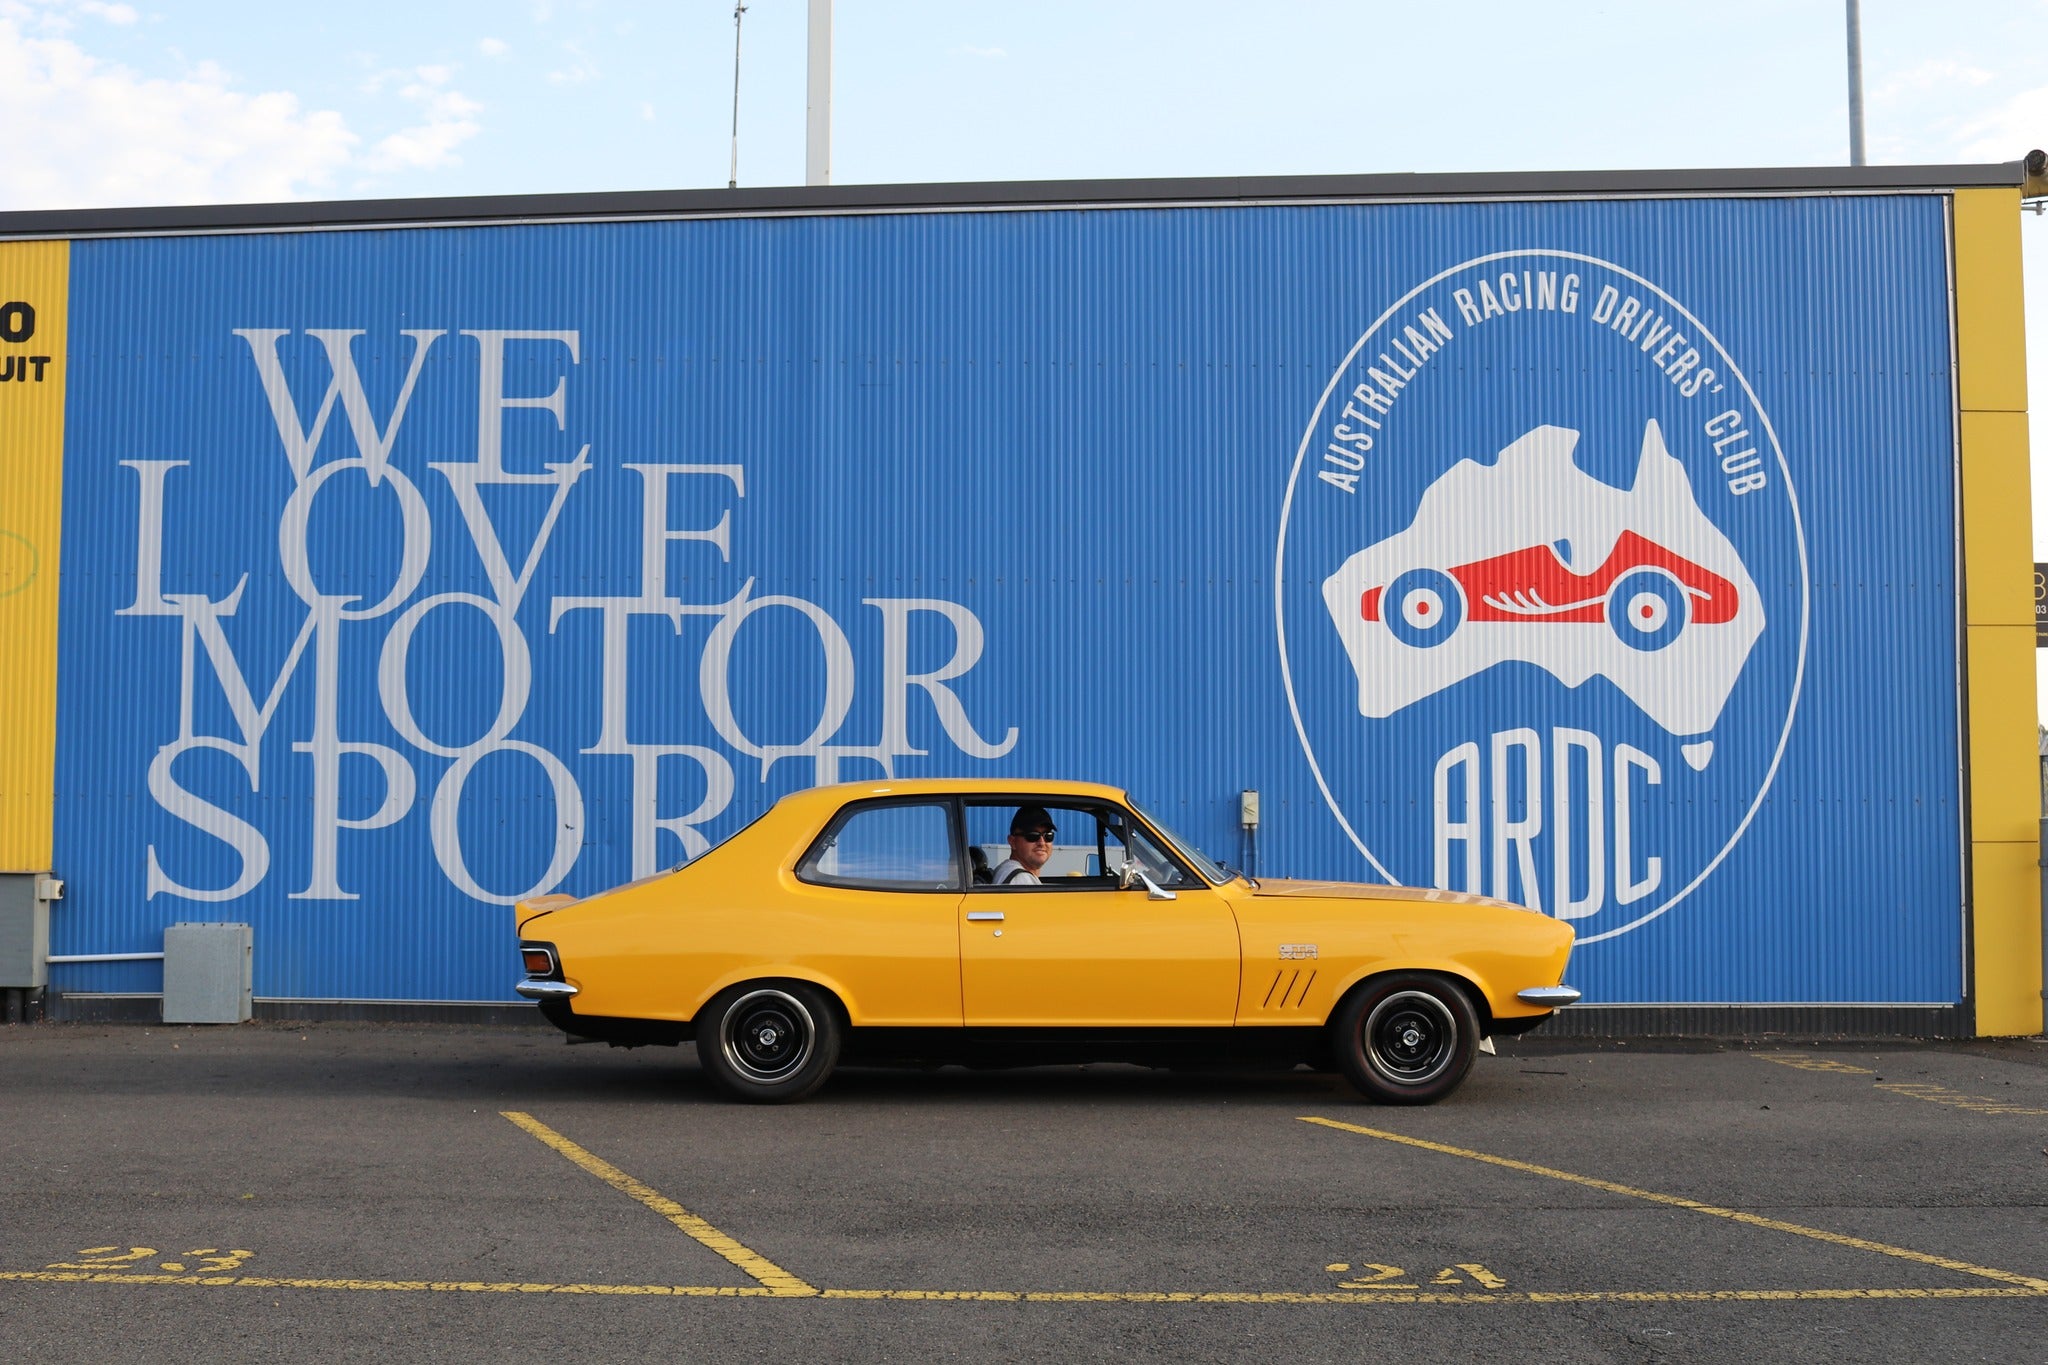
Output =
[
  {"x1": 963, "y1": 801, "x2": 1192, "y2": 891},
  {"x1": 799, "y1": 801, "x2": 960, "y2": 892}
]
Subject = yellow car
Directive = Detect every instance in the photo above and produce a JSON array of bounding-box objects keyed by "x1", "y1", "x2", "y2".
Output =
[{"x1": 514, "y1": 779, "x2": 1578, "y2": 1104}]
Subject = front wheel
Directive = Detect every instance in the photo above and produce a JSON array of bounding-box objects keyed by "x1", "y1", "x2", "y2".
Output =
[
  {"x1": 1605, "y1": 567, "x2": 1689, "y2": 652},
  {"x1": 696, "y1": 981, "x2": 843, "y2": 1104},
  {"x1": 1331, "y1": 974, "x2": 1479, "y2": 1105}
]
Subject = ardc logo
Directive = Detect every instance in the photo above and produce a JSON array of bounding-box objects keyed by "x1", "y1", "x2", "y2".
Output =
[{"x1": 1276, "y1": 251, "x2": 1807, "y2": 941}]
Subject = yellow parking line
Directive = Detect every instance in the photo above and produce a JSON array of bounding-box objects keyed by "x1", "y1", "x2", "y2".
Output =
[
  {"x1": 1873, "y1": 1082, "x2": 2048, "y2": 1116},
  {"x1": 821, "y1": 1286, "x2": 2048, "y2": 1303},
  {"x1": 1756, "y1": 1054, "x2": 1874, "y2": 1075},
  {"x1": 0, "y1": 1270, "x2": 770, "y2": 1296},
  {"x1": 4, "y1": 1270, "x2": 2043, "y2": 1305},
  {"x1": 1756, "y1": 1055, "x2": 2048, "y2": 1114},
  {"x1": 500, "y1": 1111, "x2": 817, "y2": 1297},
  {"x1": 1300, "y1": 1117, "x2": 2048, "y2": 1292}
]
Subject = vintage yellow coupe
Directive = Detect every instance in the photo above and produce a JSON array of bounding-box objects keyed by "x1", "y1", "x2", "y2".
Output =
[{"x1": 514, "y1": 779, "x2": 1578, "y2": 1104}]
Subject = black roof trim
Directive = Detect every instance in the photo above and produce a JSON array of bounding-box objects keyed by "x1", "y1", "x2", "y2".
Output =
[{"x1": 0, "y1": 162, "x2": 2025, "y2": 238}]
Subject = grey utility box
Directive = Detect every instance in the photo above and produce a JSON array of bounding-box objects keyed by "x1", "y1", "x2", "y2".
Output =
[
  {"x1": 0, "y1": 873, "x2": 57, "y2": 989},
  {"x1": 162, "y1": 922, "x2": 253, "y2": 1024}
]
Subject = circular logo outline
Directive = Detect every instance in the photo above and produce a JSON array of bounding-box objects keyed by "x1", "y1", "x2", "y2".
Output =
[
  {"x1": 0, "y1": 530, "x2": 40, "y2": 600},
  {"x1": 1274, "y1": 248, "x2": 1810, "y2": 943}
]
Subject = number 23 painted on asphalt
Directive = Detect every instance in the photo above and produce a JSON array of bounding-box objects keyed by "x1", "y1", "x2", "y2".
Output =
[{"x1": 47, "y1": 1246, "x2": 254, "y2": 1274}]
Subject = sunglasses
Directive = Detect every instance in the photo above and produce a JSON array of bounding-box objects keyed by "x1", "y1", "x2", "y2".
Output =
[{"x1": 1014, "y1": 829, "x2": 1057, "y2": 842}]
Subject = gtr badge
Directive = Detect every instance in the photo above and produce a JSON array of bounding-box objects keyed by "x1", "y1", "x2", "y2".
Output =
[{"x1": 1320, "y1": 420, "x2": 1764, "y2": 741}]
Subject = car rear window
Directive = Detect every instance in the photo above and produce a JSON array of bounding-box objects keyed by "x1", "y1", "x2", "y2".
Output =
[{"x1": 798, "y1": 800, "x2": 961, "y2": 892}]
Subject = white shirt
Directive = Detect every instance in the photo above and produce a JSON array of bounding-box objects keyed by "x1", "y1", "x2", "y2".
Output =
[{"x1": 987, "y1": 859, "x2": 1041, "y2": 886}]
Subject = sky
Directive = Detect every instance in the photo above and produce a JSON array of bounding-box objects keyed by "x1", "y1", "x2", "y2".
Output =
[{"x1": 8, "y1": 0, "x2": 2048, "y2": 704}]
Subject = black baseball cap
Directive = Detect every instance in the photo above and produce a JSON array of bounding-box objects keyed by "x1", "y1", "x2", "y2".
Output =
[{"x1": 1009, "y1": 805, "x2": 1057, "y2": 837}]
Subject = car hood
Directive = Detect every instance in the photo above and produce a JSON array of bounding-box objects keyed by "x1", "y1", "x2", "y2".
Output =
[{"x1": 1247, "y1": 878, "x2": 1526, "y2": 911}]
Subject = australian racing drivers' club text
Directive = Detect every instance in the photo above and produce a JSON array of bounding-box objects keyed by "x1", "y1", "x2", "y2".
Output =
[{"x1": 1318, "y1": 270, "x2": 1767, "y2": 498}]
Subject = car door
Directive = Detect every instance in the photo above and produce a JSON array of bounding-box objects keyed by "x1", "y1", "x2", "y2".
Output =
[
  {"x1": 789, "y1": 796, "x2": 966, "y2": 1026},
  {"x1": 957, "y1": 800, "x2": 1240, "y2": 1027}
]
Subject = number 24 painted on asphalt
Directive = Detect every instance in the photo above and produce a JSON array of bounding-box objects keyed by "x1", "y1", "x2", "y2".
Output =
[
  {"x1": 47, "y1": 1246, "x2": 254, "y2": 1274},
  {"x1": 1326, "y1": 1261, "x2": 1507, "y2": 1290}
]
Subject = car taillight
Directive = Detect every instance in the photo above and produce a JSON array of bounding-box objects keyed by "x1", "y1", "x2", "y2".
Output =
[{"x1": 521, "y1": 945, "x2": 557, "y2": 976}]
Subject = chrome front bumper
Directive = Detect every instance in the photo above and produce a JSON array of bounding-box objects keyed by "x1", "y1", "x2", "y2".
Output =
[
  {"x1": 1516, "y1": 985, "x2": 1582, "y2": 1007},
  {"x1": 515, "y1": 980, "x2": 579, "y2": 1000}
]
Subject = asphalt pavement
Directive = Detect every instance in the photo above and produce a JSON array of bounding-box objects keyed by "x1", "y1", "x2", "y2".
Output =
[{"x1": 2, "y1": 1021, "x2": 2045, "y2": 1363}]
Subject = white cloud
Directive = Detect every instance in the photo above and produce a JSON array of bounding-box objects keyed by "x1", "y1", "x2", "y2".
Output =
[
  {"x1": 4, "y1": 0, "x2": 138, "y2": 33},
  {"x1": 1954, "y1": 84, "x2": 2048, "y2": 162},
  {"x1": 546, "y1": 42, "x2": 596, "y2": 86},
  {"x1": 0, "y1": 14, "x2": 357, "y2": 208},
  {"x1": 0, "y1": 17, "x2": 489, "y2": 209},
  {"x1": 1873, "y1": 58, "x2": 1995, "y2": 104},
  {"x1": 479, "y1": 36, "x2": 509, "y2": 58},
  {"x1": 363, "y1": 66, "x2": 482, "y2": 172},
  {"x1": 638, "y1": 100, "x2": 654, "y2": 122}
]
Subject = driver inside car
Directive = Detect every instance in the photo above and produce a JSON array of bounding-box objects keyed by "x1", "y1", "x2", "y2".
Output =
[{"x1": 987, "y1": 806, "x2": 1057, "y2": 886}]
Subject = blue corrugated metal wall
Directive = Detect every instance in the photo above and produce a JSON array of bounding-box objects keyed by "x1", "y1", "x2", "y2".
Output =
[{"x1": 49, "y1": 195, "x2": 1961, "y2": 1004}]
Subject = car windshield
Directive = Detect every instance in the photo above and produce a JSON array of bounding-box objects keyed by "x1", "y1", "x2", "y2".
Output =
[{"x1": 1127, "y1": 799, "x2": 1232, "y2": 885}]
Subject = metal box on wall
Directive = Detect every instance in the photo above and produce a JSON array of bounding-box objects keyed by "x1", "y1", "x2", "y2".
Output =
[
  {"x1": 0, "y1": 873, "x2": 50, "y2": 989},
  {"x1": 162, "y1": 922, "x2": 252, "y2": 1024}
]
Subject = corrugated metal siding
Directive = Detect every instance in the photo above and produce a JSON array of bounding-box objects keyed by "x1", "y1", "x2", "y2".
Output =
[
  {"x1": 0, "y1": 241, "x2": 67, "y2": 871},
  {"x1": 46, "y1": 196, "x2": 1962, "y2": 1006}
]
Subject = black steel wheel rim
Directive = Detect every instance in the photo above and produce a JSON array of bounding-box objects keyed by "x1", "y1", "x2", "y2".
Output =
[
  {"x1": 721, "y1": 989, "x2": 815, "y2": 1083},
  {"x1": 1362, "y1": 990, "x2": 1457, "y2": 1084}
]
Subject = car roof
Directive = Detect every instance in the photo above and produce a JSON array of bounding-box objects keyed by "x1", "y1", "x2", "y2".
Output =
[{"x1": 774, "y1": 777, "x2": 1132, "y2": 815}]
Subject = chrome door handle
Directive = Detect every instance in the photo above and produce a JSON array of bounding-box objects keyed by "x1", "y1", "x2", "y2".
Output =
[{"x1": 966, "y1": 910, "x2": 1005, "y2": 922}]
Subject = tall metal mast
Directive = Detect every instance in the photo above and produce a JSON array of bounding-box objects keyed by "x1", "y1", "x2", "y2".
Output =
[
  {"x1": 807, "y1": 0, "x2": 833, "y2": 186},
  {"x1": 1845, "y1": 0, "x2": 1866, "y2": 167},
  {"x1": 728, "y1": 1, "x2": 748, "y2": 189}
]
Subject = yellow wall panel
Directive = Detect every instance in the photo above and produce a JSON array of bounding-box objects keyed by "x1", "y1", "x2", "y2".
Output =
[
  {"x1": 1954, "y1": 188, "x2": 2027, "y2": 412},
  {"x1": 1959, "y1": 410, "x2": 2033, "y2": 625},
  {"x1": 1970, "y1": 839, "x2": 2044, "y2": 1036},
  {"x1": 1955, "y1": 185, "x2": 2042, "y2": 1035},
  {"x1": 0, "y1": 240, "x2": 66, "y2": 871},
  {"x1": 1966, "y1": 625, "x2": 2040, "y2": 842}
]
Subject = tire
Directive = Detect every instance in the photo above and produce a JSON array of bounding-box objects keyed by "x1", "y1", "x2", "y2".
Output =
[
  {"x1": 1330, "y1": 973, "x2": 1480, "y2": 1105},
  {"x1": 1605, "y1": 567, "x2": 1689, "y2": 652},
  {"x1": 695, "y1": 981, "x2": 843, "y2": 1104},
  {"x1": 1382, "y1": 568, "x2": 1465, "y2": 649}
]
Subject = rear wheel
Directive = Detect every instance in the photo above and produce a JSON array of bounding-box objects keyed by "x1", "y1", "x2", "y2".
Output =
[
  {"x1": 1383, "y1": 568, "x2": 1465, "y2": 648},
  {"x1": 696, "y1": 982, "x2": 842, "y2": 1104},
  {"x1": 1331, "y1": 973, "x2": 1479, "y2": 1105}
]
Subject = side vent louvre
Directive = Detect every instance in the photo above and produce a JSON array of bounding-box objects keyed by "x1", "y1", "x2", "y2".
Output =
[{"x1": 1261, "y1": 969, "x2": 1318, "y2": 1010}]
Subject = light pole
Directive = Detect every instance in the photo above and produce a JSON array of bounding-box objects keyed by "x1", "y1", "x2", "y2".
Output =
[
  {"x1": 1846, "y1": 0, "x2": 1866, "y2": 167},
  {"x1": 807, "y1": 0, "x2": 832, "y2": 186},
  {"x1": 728, "y1": 1, "x2": 747, "y2": 189}
]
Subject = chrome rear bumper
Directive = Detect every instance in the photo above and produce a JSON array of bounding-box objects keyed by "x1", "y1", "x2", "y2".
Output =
[
  {"x1": 1516, "y1": 985, "x2": 1581, "y2": 1007},
  {"x1": 515, "y1": 980, "x2": 579, "y2": 1000}
]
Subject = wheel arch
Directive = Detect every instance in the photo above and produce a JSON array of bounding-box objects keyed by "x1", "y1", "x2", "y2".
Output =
[
  {"x1": 1328, "y1": 964, "x2": 1494, "y2": 1036},
  {"x1": 687, "y1": 968, "x2": 856, "y2": 1031}
]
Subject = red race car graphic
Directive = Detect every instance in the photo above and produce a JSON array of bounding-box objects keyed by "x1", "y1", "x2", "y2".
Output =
[
  {"x1": 1360, "y1": 530, "x2": 1739, "y2": 647},
  {"x1": 1321, "y1": 421, "x2": 1765, "y2": 741}
]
